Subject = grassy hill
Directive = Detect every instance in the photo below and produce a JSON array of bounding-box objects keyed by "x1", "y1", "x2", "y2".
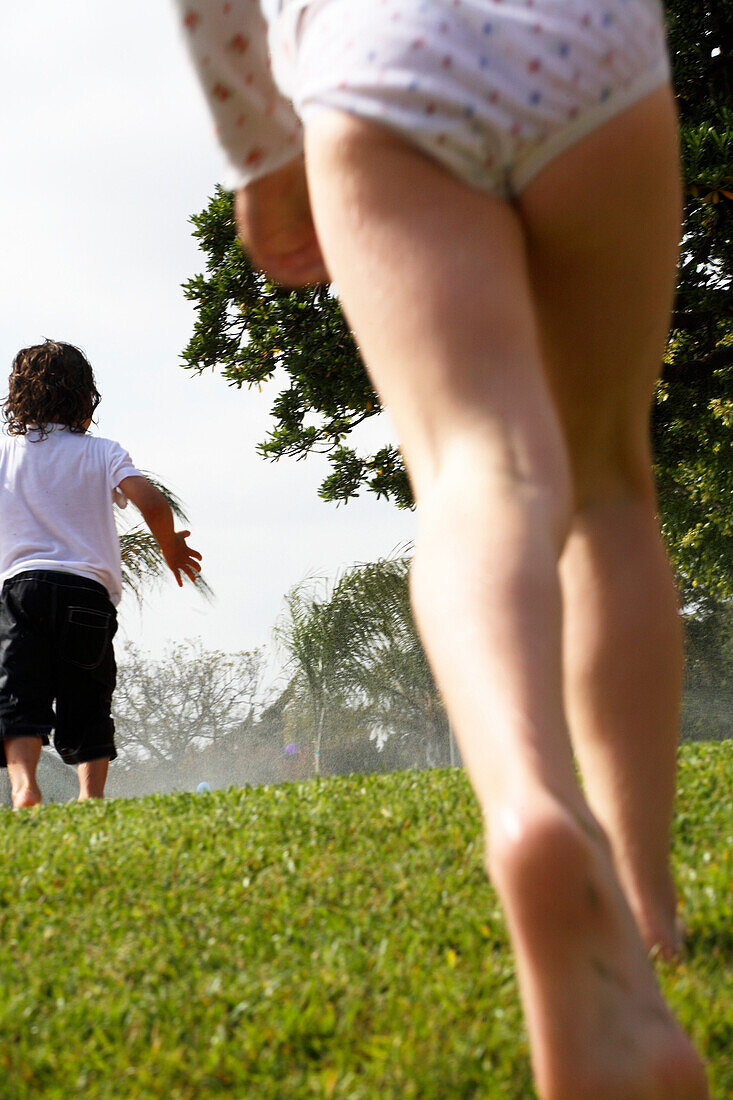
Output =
[{"x1": 2, "y1": 741, "x2": 731, "y2": 1099}]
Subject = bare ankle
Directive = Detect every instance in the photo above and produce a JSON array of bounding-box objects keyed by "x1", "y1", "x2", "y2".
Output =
[
  {"x1": 12, "y1": 785, "x2": 42, "y2": 810},
  {"x1": 612, "y1": 860, "x2": 682, "y2": 958},
  {"x1": 636, "y1": 895, "x2": 685, "y2": 961},
  {"x1": 484, "y1": 789, "x2": 607, "y2": 887}
]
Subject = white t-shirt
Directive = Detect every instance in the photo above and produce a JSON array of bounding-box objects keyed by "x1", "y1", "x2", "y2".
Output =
[{"x1": 0, "y1": 426, "x2": 143, "y2": 606}]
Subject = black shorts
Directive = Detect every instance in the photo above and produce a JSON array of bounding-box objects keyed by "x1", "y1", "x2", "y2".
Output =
[{"x1": 0, "y1": 570, "x2": 118, "y2": 768}]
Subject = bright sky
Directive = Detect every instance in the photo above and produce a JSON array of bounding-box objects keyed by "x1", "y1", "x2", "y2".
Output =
[{"x1": 1, "y1": 2, "x2": 416, "y2": 666}]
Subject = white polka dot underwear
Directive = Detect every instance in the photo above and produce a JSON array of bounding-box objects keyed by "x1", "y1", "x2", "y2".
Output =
[{"x1": 270, "y1": 0, "x2": 671, "y2": 197}]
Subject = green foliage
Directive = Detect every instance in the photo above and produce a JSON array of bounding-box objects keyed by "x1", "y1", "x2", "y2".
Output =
[
  {"x1": 1, "y1": 743, "x2": 731, "y2": 1098},
  {"x1": 180, "y1": 190, "x2": 410, "y2": 510},
  {"x1": 181, "y1": 4, "x2": 733, "y2": 596},
  {"x1": 256, "y1": 691, "x2": 417, "y2": 781},
  {"x1": 656, "y1": 2, "x2": 733, "y2": 599},
  {"x1": 319, "y1": 555, "x2": 450, "y2": 766}
]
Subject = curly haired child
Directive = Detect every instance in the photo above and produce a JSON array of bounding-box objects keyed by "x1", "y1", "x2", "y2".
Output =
[{"x1": 0, "y1": 340, "x2": 201, "y2": 807}]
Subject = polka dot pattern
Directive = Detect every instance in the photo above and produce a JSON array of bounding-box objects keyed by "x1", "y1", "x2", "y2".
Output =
[
  {"x1": 174, "y1": 0, "x2": 304, "y2": 188},
  {"x1": 275, "y1": 0, "x2": 670, "y2": 196},
  {"x1": 176, "y1": 0, "x2": 670, "y2": 194}
]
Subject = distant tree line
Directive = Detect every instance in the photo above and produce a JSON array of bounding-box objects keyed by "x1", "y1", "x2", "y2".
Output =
[
  {"x1": 107, "y1": 639, "x2": 264, "y2": 796},
  {"x1": 682, "y1": 593, "x2": 733, "y2": 742},
  {"x1": 267, "y1": 554, "x2": 452, "y2": 776},
  {"x1": 3, "y1": 553, "x2": 728, "y2": 807},
  {"x1": 106, "y1": 557, "x2": 454, "y2": 797},
  {"x1": 110, "y1": 557, "x2": 731, "y2": 801}
]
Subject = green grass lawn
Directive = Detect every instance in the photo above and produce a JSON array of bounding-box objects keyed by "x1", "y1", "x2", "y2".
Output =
[{"x1": 2, "y1": 741, "x2": 731, "y2": 1099}]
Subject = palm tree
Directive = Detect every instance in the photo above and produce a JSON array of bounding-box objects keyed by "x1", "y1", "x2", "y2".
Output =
[
  {"x1": 273, "y1": 577, "x2": 349, "y2": 775},
  {"x1": 275, "y1": 551, "x2": 453, "y2": 772},
  {"x1": 329, "y1": 554, "x2": 451, "y2": 767}
]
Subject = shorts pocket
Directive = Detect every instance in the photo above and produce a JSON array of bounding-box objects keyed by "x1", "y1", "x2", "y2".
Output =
[{"x1": 60, "y1": 606, "x2": 115, "y2": 670}]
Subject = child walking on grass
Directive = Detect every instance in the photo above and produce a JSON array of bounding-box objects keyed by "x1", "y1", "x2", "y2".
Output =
[
  {"x1": 0, "y1": 340, "x2": 201, "y2": 808},
  {"x1": 174, "y1": 1, "x2": 708, "y2": 1096}
]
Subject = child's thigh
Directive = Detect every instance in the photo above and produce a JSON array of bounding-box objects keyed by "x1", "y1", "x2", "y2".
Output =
[
  {"x1": 516, "y1": 84, "x2": 682, "y2": 501},
  {"x1": 303, "y1": 110, "x2": 570, "y2": 504}
]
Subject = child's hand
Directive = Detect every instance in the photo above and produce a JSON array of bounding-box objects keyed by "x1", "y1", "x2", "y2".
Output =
[
  {"x1": 162, "y1": 530, "x2": 202, "y2": 588},
  {"x1": 234, "y1": 154, "x2": 330, "y2": 287}
]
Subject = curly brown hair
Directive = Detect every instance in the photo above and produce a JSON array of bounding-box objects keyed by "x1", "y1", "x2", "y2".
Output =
[{"x1": 3, "y1": 340, "x2": 101, "y2": 438}]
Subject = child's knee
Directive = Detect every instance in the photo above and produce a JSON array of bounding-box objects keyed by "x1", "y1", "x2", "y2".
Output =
[
  {"x1": 409, "y1": 449, "x2": 573, "y2": 633},
  {"x1": 419, "y1": 433, "x2": 573, "y2": 539},
  {"x1": 569, "y1": 436, "x2": 656, "y2": 511}
]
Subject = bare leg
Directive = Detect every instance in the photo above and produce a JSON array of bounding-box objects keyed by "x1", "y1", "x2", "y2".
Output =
[
  {"x1": 5, "y1": 736, "x2": 43, "y2": 808},
  {"x1": 560, "y1": 498, "x2": 684, "y2": 957},
  {"x1": 77, "y1": 758, "x2": 109, "y2": 801},
  {"x1": 518, "y1": 84, "x2": 685, "y2": 957},
  {"x1": 303, "y1": 100, "x2": 707, "y2": 1099}
]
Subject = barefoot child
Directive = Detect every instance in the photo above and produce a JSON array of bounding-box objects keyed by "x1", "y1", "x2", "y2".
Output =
[
  {"x1": 174, "y1": 2, "x2": 708, "y2": 1096},
  {"x1": 0, "y1": 340, "x2": 201, "y2": 807}
]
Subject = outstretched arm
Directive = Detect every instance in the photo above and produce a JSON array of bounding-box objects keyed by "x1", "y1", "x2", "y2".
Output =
[{"x1": 118, "y1": 476, "x2": 202, "y2": 587}]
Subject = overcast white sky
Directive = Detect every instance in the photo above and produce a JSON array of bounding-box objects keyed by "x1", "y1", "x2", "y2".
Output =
[{"x1": 1, "y1": 2, "x2": 416, "y2": 669}]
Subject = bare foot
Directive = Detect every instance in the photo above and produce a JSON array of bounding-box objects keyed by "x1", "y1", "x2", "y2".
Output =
[
  {"x1": 12, "y1": 785, "x2": 42, "y2": 809},
  {"x1": 625, "y1": 874, "x2": 686, "y2": 962},
  {"x1": 485, "y1": 795, "x2": 708, "y2": 1100},
  {"x1": 592, "y1": 831, "x2": 685, "y2": 960}
]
